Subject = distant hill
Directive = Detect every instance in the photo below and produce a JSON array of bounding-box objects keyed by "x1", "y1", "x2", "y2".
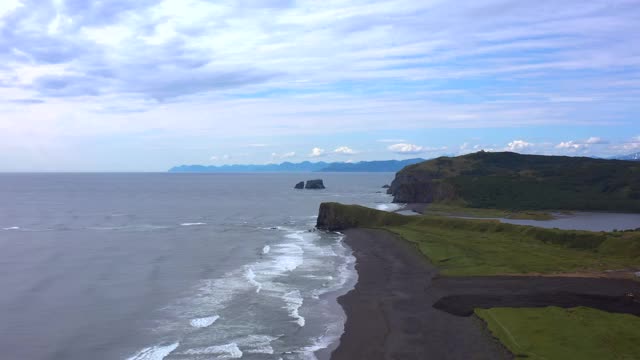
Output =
[
  {"x1": 169, "y1": 158, "x2": 426, "y2": 173},
  {"x1": 388, "y1": 151, "x2": 640, "y2": 212},
  {"x1": 169, "y1": 161, "x2": 329, "y2": 173},
  {"x1": 612, "y1": 152, "x2": 640, "y2": 161}
]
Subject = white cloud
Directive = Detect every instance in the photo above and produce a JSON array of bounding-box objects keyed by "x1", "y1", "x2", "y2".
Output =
[
  {"x1": 0, "y1": 0, "x2": 639, "y2": 170},
  {"x1": 622, "y1": 136, "x2": 640, "y2": 151},
  {"x1": 210, "y1": 154, "x2": 231, "y2": 161},
  {"x1": 333, "y1": 146, "x2": 356, "y2": 155},
  {"x1": 585, "y1": 137, "x2": 607, "y2": 145},
  {"x1": 556, "y1": 141, "x2": 583, "y2": 150},
  {"x1": 505, "y1": 140, "x2": 533, "y2": 152},
  {"x1": 309, "y1": 147, "x2": 325, "y2": 157},
  {"x1": 556, "y1": 137, "x2": 608, "y2": 151},
  {"x1": 388, "y1": 143, "x2": 424, "y2": 154},
  {"x1": 0, "y1": 0, "x2": 22, "y2": 19},
  {"x1": 272, "y1": 151, "x2": 296, "y2": 159}
]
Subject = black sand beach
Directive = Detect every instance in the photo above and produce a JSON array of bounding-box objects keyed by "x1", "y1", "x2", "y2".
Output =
[
  {"x1": 331, "y1": 228, "x2": 640, "y2": 360},
  {"x1": 331, "y1": 229, "x2": 511, "y2": 360}
]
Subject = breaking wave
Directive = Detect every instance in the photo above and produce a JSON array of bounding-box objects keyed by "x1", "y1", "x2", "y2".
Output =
[
  {"x1": 180, "y1": 223, "x2": 206, "y2": 227},
  {"x1": 126, "y1": 342, "x2": 179, "y2": 360},
  {"x1": 189, "y1": 315, "x2": 219, "y2": 328}
]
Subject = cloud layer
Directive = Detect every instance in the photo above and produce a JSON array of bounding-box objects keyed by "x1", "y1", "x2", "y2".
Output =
[
  {"x1": 388, "y1": 143, "x2": 424, "y2": 154},
  {"x1": 0, "y1": 0, "x2": 639, "y2": 170}
]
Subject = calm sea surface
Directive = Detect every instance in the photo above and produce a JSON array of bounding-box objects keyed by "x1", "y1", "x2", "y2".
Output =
[
  {"x1": 499, "y1": 212, "x2": 640, "y2": 231},
  {"x1": 0, "y1": 173, "x2": 395, "y2": 360}
]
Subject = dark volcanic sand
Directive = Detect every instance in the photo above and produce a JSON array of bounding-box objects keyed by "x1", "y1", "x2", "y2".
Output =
[
  {"x1": 331, "y1": 229, "x2": 640, "y2": 360},
  {"x1": 432, "y1": 277, "x2": 640, "y2": 317},
  {"x1": 331, "y1": 229, "x2": 511, "y2": 360}
]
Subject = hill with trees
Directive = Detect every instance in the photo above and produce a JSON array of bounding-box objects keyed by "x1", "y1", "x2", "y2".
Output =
[{"x1": 388, "y1": 151, "x2": 640, "y2": 212}]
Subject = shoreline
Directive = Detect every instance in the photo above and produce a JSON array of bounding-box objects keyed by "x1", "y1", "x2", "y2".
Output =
[
  {"x1": 330, "y1": 228, "x2": 510, "y2": 359},
  {"x1": 330, "y1": 228, "x2": 640, "y2": 359}
]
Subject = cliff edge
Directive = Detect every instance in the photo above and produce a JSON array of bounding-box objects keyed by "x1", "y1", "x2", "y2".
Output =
[{"x1": 316, "y1": 202, "x2": 409, "y2": 231}]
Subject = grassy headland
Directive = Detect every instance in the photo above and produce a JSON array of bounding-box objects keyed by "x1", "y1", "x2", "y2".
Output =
[
  {"x1": 317, "y1": 202, "x2": 640, "y2": 360},
  {"x1": 388, "y1": 151, "x2": 640, "y2": 212},
  {"x1": 318, "y1": 203, "x2": 640, "y2": 276}
]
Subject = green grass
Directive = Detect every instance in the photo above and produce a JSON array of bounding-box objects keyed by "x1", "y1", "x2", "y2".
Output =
[
  {"x1": 476, "y1": 307, "x2": 640, "y2": 360},
  {"x1": 422, "y1": 203, "x2": 555, "y2": 220},
  {"x1": 319, "y1": 202, "x2": 640, "y2": 276},
  {"x1": 385, "y1": 216, "x2": 640, "y2": 276},
  {"x1": 319, "y1": 203, "x2": 640, "y2": 359}
]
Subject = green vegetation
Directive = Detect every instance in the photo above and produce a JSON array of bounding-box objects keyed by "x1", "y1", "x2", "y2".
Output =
[
  {"x1": 319, "y1": 203, "x2": 640, "y2": 276},
  {"x1": 475, "y1": 307, "x2": 640, "y2": 359},
  {"x1": 422, "y1": 203, "x2": 555, "y2": 220},
  {"x1": 392, "y1": 151, "x2": 640, "y2": 212},
  {"x1": 317, "y1": 202, "x2": 411, "y2": 231},
  {"x1": 318, "y1": 203, "x2": 640, "y2": 359},
  {"x1": 387, "y1": 216, "x2": 640, "y2": 276}
]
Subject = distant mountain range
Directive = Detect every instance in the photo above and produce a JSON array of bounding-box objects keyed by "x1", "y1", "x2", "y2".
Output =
[
  {"x1": 169, "y1": 158, "x2": 426, "y2": 173},
  {"x1": 612, "y1": 152, "x2": 640, "y2": 161}
]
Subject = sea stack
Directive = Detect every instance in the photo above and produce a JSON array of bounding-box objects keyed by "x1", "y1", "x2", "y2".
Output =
[
  {"x1": 305, "y1": 179, "x2": 325, "y2": 189},
  {"x1": 294, "y1": 181, "x2": 305, "y2": 189}
]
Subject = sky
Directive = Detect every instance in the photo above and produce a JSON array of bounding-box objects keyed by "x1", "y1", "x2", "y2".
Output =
[{"x1": 0, "y1": 0, "x2": 639, "y2": 171}]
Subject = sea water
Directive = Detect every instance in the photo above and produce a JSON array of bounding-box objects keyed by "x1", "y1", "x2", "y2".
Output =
[{"x1": 0, "y1": 173, "x2": 395, "y2": 360}]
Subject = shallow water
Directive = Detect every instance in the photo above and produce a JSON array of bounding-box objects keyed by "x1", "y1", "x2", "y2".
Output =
[
  {"x1": 0, "y1": 173, "x2": 395, "y2": 360},
  {"x1": 498, "y1": 212, "x2": 640, "y2": 231}
]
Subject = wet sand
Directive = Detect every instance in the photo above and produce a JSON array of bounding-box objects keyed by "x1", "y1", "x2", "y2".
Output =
[{"x1": 331, "y1": 228, "x2": 640, "y2": 360}]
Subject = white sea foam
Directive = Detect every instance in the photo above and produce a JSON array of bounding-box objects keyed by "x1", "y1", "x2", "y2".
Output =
[
  {"x1": 127, "y1": 342, "x2": 179, "y2": 360},
  {"x1": 2, "y1": 226, "x2": 20, "y2": 230},
  {"x1": 245, "y1": 345, "x2": 274, "y2": 354},
  {"x1": 267, "y1": 241, "x2": 304, "y2": 274},
  {"x1": 260, "y1": 226, "x2": 282, "y2": 231},
  {"x1": 182, "y1": 343, "x2": 243, "y2": 358},
  {"x1": 145, "y1": 226, "x2": 354, "y2": 360},
  {"x1": 244, "y1": 266, "x2": 262, "y2": 293},
  {"x1": 239, "y1": 335, "x2": 278, "y2": 355},
  {"x1": 180, "y1": 222, "x2": 206, "y2": 226},
  {"x1": 299, "y1": 333, "x2": 339, "y2": 360},
  {"x1": 283, "y1": 290, "x2": 305, "y2": 327},
  {"x1": 190, "y1": 315, "x2": 220, "y2": 328},
  {"x1": 277, "y1": 248, "x2": 304, "y2": 272},
  {"x1": 375, "y1": 203, "x2": 404, "y2": 212}
]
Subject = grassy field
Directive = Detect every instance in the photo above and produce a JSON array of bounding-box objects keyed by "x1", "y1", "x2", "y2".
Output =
[
  {"x1": 421, "y1": 203, "x2": 556, "y2": 220},
  {"x1": 386, "y1": 216, "x2": 640, "y2": 276},
  {"x1": 319, "y1": 202, "x2": 640, "y2": 276},
  {"x1": 475, "y1": 307, "x2": 640, "y2": 360},
  {"x1": 318, "y1": 203, "x2": 640, "y2": 358}
]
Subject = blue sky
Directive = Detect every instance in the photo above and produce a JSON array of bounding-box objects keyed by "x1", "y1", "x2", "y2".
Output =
[{"x1": 0, "y1": 0, "x2": 639, "y2": 171}]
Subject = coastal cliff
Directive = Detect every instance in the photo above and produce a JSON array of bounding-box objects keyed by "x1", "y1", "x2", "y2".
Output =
[
  {"x1": 388, "y1": 170, "x2": 457, "y2": 203},
  {"x1": 316, "y1": 202, "x2": 409, "y2": 231},
  {"x1": 388, "y1": 151, "x2": 640, "y2": 212}
]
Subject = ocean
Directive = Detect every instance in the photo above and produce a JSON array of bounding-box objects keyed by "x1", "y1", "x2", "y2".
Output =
[{"x1": 0, "y1": 173, "x2": 396, "y2": 360}]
